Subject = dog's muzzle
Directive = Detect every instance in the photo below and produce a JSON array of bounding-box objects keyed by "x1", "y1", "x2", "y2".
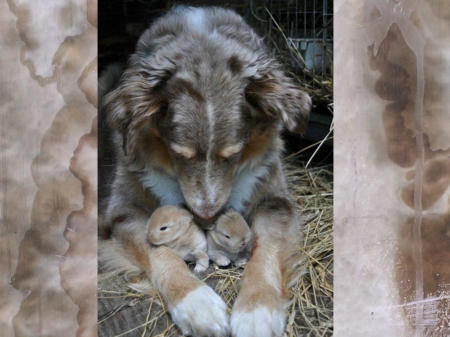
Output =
[{"x1": 193, "y1": 213, "x2": 220, "y2": 230}]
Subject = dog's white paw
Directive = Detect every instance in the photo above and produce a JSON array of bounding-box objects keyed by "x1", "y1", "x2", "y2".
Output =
[
  {"x1": 170, "y1": 285, "x2": 230, "y2": 336},
  {"x1": 231, "y1": 306, "x2": 285, "y2": 337}
]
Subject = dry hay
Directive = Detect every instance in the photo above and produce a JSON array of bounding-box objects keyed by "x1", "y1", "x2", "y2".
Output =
[
  {"x1": 246, "y1": 0, "x2": 333, "y2": 103},
  {"x1": 283, "y1": 156, "x2": 333, "y2": 336},
  {"x1": 98, "y1": 150, "x2": 333, "y2": 337}
]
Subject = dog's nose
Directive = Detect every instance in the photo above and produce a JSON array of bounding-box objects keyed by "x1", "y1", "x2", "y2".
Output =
[{"x1": 193, "y1": 213, "x2": 219, "y2": 229}]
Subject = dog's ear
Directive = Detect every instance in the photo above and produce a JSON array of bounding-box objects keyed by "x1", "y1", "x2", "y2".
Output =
[
  {"x1": 102, "y1": 56, "x2": 175, "y2": 155},
  {"x1": 244, "y1": 61, "x2": 311, "y2": 133}
]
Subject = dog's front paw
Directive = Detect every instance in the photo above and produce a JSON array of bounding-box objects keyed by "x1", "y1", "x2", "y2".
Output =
[
  {"x1": 170, "y1": 285, "x2": 230, "y2": 336},
  {"x1": 231, "y1": 306, "x2": 285, "y2": 337}
]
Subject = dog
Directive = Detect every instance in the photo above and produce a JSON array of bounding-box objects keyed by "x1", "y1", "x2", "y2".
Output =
[{"x1": 99, "y1": 6, "x2": 311, "y2": 337}]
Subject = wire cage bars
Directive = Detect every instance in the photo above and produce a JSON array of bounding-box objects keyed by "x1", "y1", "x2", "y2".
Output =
[{"x1": 245, "y1": 0, "x2": 333, "y2": 101}]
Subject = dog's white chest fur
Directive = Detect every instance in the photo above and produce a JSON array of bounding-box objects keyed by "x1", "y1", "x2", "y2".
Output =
[
  {"x1": 226, "y1": 164, "x2": 269, "y2": 212},
  {"x1": 140, "y1": 169, "x2": 185, "y2": 206}
]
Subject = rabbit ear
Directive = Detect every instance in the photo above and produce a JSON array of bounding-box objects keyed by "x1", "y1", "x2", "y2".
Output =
[
  {"x1": 102, "y1": 54, "x2": 176, "y2": 156},
  {"x1": 244, "y1": 58, "x2": 311, "y2": 133}
]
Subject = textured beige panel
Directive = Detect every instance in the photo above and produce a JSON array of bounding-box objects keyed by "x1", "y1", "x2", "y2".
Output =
[
  {"x1": 0, "y1": 0, "x2": 97, "y2": 336},
  {"x1": 335, "y1": 0, "x2": 450, "y2": 336}
]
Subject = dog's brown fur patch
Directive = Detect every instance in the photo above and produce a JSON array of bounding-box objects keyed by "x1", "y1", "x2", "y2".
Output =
[{"x1": 240, "y1": 126, "x2": 278, "y2": 164}]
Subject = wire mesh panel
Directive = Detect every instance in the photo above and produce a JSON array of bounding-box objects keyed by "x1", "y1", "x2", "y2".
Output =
[{"x1": 246, "y1": 0, "x2": 333, "y2": 102}]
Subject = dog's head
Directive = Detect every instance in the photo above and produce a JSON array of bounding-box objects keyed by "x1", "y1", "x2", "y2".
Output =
[{"x1": 102, "y1": 7, "x2": 311, "y2": 226}]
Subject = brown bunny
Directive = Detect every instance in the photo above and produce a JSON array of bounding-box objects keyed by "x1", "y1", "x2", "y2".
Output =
[
  {"x1": 207, "y1": 208, "x2": 253, "y2": 267},
  {"x1": 147, "y1": 205, "x2": 209, "y2": 275}
]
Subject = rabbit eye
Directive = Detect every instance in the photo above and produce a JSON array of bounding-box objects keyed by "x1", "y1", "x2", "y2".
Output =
[{"x1": 160, "y1": 227, "x2": 168, "y2": 231}]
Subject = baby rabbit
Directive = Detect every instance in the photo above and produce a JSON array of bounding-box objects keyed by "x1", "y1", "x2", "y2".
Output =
[
  {"x1": 146, "y1": 205, "x2": 209, "y2": 275},
  {"x1": 207, "y1": 208, "x2": 253, "y2": 267}
]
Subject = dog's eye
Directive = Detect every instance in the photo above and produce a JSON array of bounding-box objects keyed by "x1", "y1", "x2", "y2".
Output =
[
  {"x1": 218, "y1": 156, "x2": 231, "y2": 163},
  {"x1": 223, "y1": 234, "x2": 231, "y2": 239},
  {"x1": 160, "y1": 226, "x2": 168, "y2": 231}
]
